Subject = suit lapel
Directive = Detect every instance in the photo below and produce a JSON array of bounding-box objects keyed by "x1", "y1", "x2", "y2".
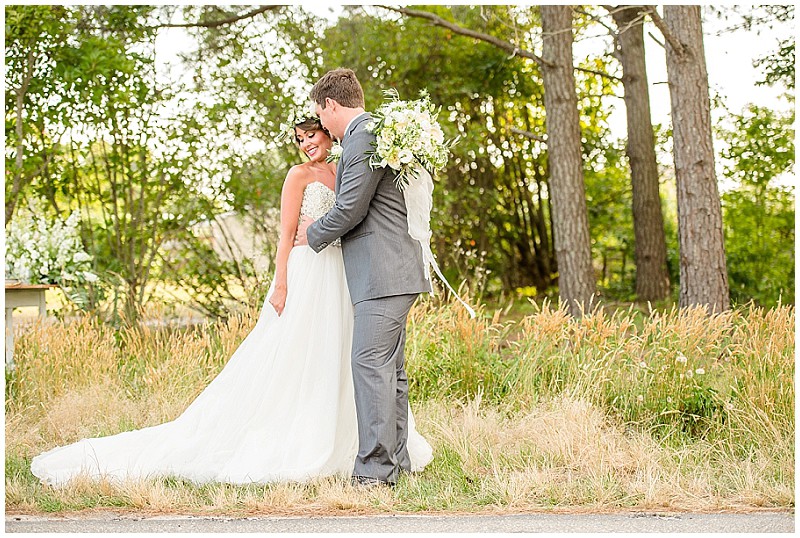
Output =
[
  {"x1": 342, "y1": 112, "x2": 370, "y2": 143},
  {"x1": 335, "y1": 160, "x2": 344, "y2": 194},
  {"x1": 336, "y1": 112, "x2": 371, "y2": 194}
]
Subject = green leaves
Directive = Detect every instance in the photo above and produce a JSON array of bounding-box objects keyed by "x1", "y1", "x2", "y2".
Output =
[
  {"x1": 718, "y1": 104, "x2": 795, "y2": 306},
  {"x1": 719, "y1": 104, "x2": 795, "y2": 189},
  {"x1": 6, "y1": 4, "x2": 793, "y2": 315}
]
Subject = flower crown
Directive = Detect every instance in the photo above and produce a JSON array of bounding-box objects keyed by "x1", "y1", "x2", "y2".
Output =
[{"x1": 279, "y1": 104, "x2": 320, "y2": 144}]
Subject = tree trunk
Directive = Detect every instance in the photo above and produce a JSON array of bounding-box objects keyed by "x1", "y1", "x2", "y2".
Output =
[
  {"x1": 6, "y1": 50, "x2": 37, "y2": 226},
  {"x1": 610, "y1": 5, "x2": 671, "y2": 302},
  {"x1": 662, "y1": 6, "x2": 730, "y2": 312},
  {"x1": 540, "y1": 5, "x2": 597, "y2": 316}
]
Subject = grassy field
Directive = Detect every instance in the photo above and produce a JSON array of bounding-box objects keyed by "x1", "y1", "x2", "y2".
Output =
[{"x1": 5, "y1": 298, "x2": 794, "y2": 515}]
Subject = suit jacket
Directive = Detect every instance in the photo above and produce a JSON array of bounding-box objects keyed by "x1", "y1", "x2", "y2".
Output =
[{"x1": 307, "y1": 112, "x2": 432, "y2": 303}]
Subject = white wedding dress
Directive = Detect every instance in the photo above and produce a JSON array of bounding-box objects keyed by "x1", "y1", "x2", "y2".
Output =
[{"x1": 31, "y1": 182, "x2": 433, "y2": 487}]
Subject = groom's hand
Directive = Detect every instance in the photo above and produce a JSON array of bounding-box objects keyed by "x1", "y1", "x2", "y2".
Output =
[{"x1": 294, "y1": 216, "x2": 314, "y2": 246}]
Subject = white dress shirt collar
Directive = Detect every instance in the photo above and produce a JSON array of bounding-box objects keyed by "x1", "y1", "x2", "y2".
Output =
[{"x1": 343, "y1": 111, "x2": 368, "y2": 140}]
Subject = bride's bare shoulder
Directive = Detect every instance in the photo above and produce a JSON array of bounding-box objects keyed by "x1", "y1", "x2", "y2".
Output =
[{"x1": 283, "y1": 163, "x2": 315, "y2": 191}]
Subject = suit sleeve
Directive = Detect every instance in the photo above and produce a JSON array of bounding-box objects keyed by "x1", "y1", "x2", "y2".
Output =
[{"x1": 307, "y1": 130, "x2": 385, "y2": 252}]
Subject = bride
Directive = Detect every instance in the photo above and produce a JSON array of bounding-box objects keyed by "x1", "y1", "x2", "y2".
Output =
[{"x1": 30, "y1": 112, "x2": 433, "y2": 487}]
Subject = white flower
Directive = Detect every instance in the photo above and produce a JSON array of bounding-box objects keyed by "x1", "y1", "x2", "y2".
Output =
[
  {"x1": 638, "y1": 361, "x2": 647, "y2": 369},
  {"x1": 65, "y1": 210, "x2": 80, "y2": 228},
  {"x1": 695, "y1": 368, "x2": 705, "y2": 375},
  {"x1": 431, "y1": 125, "x2": 444, "y2": 144},
  {"x1": 676, "y1": 353, "x2": 688, "y2": 364},
  {"x1": 418, "y1": 116, "x2": 432, "y2": 132},
  {"x1": 326, "y1": 142, "x2": 344, "y2": 164},
  {"x1": 386, "y1": 155, "x2": 402, "y2": 170},
  {"x1": 73, "y1": 251, "x2": 92, "y2": 263},
  {"x1": 83, "y1": 271, "x2": 99, "y2": 283},
  {"x1": 637, "y1": 395, "x2": 644, "y2": 403},
  {"x1": 278, "y1": 104, "x2": 320, "y2": 145}
]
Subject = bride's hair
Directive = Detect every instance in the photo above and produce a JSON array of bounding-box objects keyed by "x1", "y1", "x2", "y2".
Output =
[
  {"x1": 310, "y1": 68, "x2": 365, "y2": 109},
  {"x1": 293, "y1": 117, "x2": 331, "y2": 143}
]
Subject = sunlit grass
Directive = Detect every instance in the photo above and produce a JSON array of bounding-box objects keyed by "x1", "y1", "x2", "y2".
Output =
[{"x1": 5, "y1": 300, "x2": 794, "y2": 514}]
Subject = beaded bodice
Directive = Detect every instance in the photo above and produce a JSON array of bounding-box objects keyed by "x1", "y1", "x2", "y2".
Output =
[
  {"x1": 300, "y1": 181, "x2": 336, "y2": 219},
  {"x1": 300, "y1": 182, "x2": 339, "y2": 246}
]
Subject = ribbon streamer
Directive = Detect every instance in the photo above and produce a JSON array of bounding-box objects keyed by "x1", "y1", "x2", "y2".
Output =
[{"x1": 402, "y1": 163, "x2": 476, "y2": 318}]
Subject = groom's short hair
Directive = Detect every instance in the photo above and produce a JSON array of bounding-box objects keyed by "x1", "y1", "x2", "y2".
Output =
[{"x1": 311, "y1": 68, "x2": 365, "y2": 109}]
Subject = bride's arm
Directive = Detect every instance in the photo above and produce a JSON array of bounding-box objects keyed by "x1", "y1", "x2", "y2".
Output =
[{"x1": 268, "y1": 168, "x2": 306, "y2": 316}]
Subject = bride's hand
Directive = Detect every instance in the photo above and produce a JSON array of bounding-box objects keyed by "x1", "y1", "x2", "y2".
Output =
[
  {"x1": 269, "y1": 286, "x2": 287, "y2": 316},
  {"x1": 294, "y1": 216, "x2": 313, "y2": 246}
]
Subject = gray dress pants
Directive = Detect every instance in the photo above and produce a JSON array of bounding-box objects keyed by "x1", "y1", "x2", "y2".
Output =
[{"x1": 350, "y1": 293, "x2": 418, "y2": 483}]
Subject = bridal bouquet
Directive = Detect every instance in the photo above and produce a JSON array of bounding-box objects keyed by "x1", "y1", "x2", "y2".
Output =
[
  {"x1": 366, "y1": 89, "x2": 456, "y2": 191},
  {"x1": 366, "y1": 89, "x2": 474, "y2": 317}
]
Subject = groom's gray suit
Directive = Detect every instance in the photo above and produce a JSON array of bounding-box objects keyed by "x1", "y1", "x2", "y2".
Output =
[{"x1": 307, "y1": 112, "x2": 431, "y2": 483}]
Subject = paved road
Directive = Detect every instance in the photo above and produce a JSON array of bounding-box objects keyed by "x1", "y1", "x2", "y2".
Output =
[{"x1": 6, "y1": 511, "x2": 795, "y2": 533}]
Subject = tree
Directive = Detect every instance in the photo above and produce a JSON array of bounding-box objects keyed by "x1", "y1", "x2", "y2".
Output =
[
  {"x1": 705, "y1": 4, "x2": 794, "y2": 306},
  {"x1": 719, "y1": 104, "x2": 794, "y2": 305},
  {"x1": 539, "y1": 6, "x2": 596, "y2": 315},
  {"x1": 48, "y1": 6, "x2": 203, "y2": 321},
  {"x1": 653, "y1": 6, "x2": 730, "y2": 313},
  {"x1": 5, "y1": 5, "x2": 270, "y2": 321},
  {"x1": 383, "y1": 5, "x2": 600, "y2": 314},
  {"x1": 607, "y1": 5, "x2": 671, "y2": 302},
  {"x1": 4, "y1": 5, "x2": 71, "y2": 224}
]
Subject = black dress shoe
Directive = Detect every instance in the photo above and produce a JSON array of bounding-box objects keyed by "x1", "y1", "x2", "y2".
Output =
[{"x1": 351, "y1": 475, "x2": 394, "y2": 489}]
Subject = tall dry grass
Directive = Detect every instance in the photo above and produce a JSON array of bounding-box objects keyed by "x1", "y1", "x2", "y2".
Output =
[
  {"x1": 5, "y1": 300, "x2": 794, "y2": 514},
  {"x1": 408, "y1": 300, "x2": 794, "y2": 443}
]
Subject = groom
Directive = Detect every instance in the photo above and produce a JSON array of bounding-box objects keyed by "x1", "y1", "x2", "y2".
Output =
[{"x1": 295, "y1": 68, "x2": 431, "y2": 487}]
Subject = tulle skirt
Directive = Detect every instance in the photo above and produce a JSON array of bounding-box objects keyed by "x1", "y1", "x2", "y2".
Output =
[{"x1": 31, "y1": 245, "x2": 433, "y2": 487}]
